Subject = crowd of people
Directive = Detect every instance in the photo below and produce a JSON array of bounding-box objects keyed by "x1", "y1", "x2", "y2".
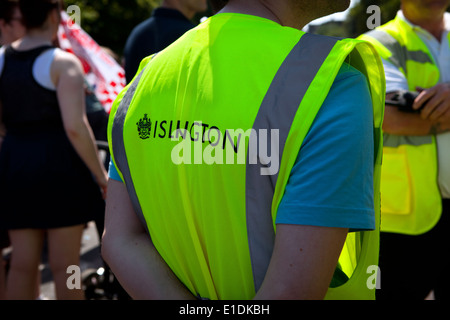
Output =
[{"x1": 1, "y1": 0, "x2": 450, "y2": 301}]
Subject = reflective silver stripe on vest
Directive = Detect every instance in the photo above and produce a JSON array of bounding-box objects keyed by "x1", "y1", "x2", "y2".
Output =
[
  {"x1": 365, "y1": 29, "x2": 433, "y2": 72},
  {"x1": 112, "y1": 68, "x2": 149, "y2": 233},
  {"x1": 383, "y1": 133, "x2": 432, "y2": 148},
  {"x1": 246, "y1": 33, "x2": 339, "y2": 292}
]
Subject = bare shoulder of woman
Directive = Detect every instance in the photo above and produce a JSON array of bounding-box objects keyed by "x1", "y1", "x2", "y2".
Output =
[{"x1": 50, "y1": 49, "x2": 84, "y2": 86}]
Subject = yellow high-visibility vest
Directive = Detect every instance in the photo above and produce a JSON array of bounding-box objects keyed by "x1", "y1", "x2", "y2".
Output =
[
  {"x1": 109, "y1": 13, "x2": 385, "y2": 299},
  {"x1": 360, "y1": 14, "x2": 444, "y2": 235}
]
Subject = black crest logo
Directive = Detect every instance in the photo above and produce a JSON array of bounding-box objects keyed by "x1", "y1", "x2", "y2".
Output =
[{"x1": 137, "y1": 114, "x2": 152, "y2": 139}]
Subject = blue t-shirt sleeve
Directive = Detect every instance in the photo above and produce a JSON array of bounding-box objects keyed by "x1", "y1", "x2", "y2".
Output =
[
  {"x1": 108, "y1": 159, "x2": 123, "y2": 182},
  {"x1": 276, "y1": 63, "x2": 375, "y2": 231}
]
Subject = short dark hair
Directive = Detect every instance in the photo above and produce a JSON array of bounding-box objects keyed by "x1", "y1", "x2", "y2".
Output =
[
  {"x1": 0, "y1": 0, "x2": 19, "y2": 23},
  {"x1": 18, "y1": 0, "x2": 60, "y2": 29}
]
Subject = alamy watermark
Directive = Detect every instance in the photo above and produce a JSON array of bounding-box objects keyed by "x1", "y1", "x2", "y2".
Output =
[
  {"x1": 66, "y1": 265, "x2": 82, "y2": 290},
  {"x1": 66, "y1": 5, "x2": 81, "y2": 28},
  {"x1": 65, "y1": 4, "x2": 381, "y2": 31},
  {"x1": 366, "y1": 5, "x2": 381, "y2": 30},
  {"x1": 169, "y1": 126, "x2": 280, "y2": 176},
  {"x1": 367, "y1": 265, "x2": 381, "y2": 290},
  {"x1": 66, "y1": 264, "x2": 381, "y2": 291},
  {"x1": 136, "y1": 116, "x2": 280, "y2": 176}
]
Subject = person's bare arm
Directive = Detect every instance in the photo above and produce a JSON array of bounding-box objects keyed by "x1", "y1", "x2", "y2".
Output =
[
  {"x1": 101, "y1": 179, "x2": 196, "y2": 300},
  {"x1": 52, "y1": 51, "x2": 107, "y2": 197},
  {"x1": 383, "y1": 92, "x2": 437, "y2": 135},
  {"x1": 254, "y1": 224, "x2": 348, "y2": 300},
  {"x1": 383, "y1": 84, "x2": 450, "y2": 136}
]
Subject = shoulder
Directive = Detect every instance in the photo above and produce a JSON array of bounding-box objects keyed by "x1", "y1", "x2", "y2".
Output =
[
  {"x1": 124, "y1": 18, "x2": 157, "y2": 58},
  {"x1": 315, "y1": 62, "x2": 373, "y2": 145},
  {"x1": 334, "y1": 62, "x2": 367, "y2": 85},
  {"x1": 126, "y1": 18, "x2": 155, "y2": 44},
  {"x1": 320, "y1": 63, "x2": 371, "y2": 117},
  {"x1": 301, "y1": 62, "x2": 373, "y2": 154},
  {"x1": 133, "y1": 17, "x2": 155, "y2": 33},
  {"x1": 50, "y1": 49, "x2": 85, "y2": 89},
  {"x1": 52, "y1": 49, "x2": 84, "y2": 77},
  {"x1": 53, "y1": 49, "x2": 81, "y2": 66},
  {"x1": 276, "y1": 62, "x2": 375, "y2": 231},
  {"x1": 360, "y1": 16, "x2": 403, "y2": 52}
]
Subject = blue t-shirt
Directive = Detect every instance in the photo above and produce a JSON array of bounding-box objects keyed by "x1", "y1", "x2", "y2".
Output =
[{"x1": 109, "y1": 63, "x2": 375, "y2": 231}]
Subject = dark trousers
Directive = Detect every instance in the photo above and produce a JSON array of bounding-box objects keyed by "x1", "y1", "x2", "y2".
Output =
[{"x1": 376, "y1": 199, "x2": 450, "y2": 300}]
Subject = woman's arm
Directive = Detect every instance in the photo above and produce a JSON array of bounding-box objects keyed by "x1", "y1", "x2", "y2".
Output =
[
  {"x1": 52, "y1": 51, "x2": 107, "y2": 197},
  {"x1": 101, "y1": 179, "x2": 196, "y2": 300}
]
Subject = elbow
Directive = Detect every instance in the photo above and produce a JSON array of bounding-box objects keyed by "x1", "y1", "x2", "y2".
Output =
[
  {"x1": 64, "y1": 123, "x2": 82, "y2": 141},
  {"x1": 64, "y1": 116, "x2": 89, "y2": 141}
]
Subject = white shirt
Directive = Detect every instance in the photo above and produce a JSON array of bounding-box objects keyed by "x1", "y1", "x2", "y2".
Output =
[{"x1": 382, "y1": 11, "x2": 450, "y2": 199}]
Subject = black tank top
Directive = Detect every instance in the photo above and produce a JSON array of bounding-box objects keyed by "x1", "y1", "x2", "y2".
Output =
[{"x1": 0, "y1": 45, "x2": 63, "y2": 135}]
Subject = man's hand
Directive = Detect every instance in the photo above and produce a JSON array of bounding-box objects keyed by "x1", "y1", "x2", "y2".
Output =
[{"x1": 415, "y1": 84, "x2": 450, "y2": 132}]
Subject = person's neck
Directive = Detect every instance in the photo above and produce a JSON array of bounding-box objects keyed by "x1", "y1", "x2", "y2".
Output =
[
  {"x1": 13, "y1": 30, "x2": 53, "y2": 50},
  {"x1": 218, "y1": 0, "x2": 306, "y2": 29},
  {"x1": 402, "y1": 7, "x2": 446, "y2": 41},
  {"x1": 1, "y1": 35, "x2": 14, "y2": 46},
  {"x1": 217, "y1": 0, "x2": 336, "y2": 30}
]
